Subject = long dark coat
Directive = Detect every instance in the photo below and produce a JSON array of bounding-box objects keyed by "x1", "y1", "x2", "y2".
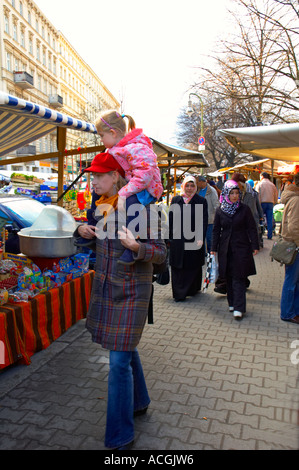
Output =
[
  {"x1": 169, "y1": 194, "x2": 208, "y2": 269},
  {"x1": 211, "y1": 203, "x2": 259, "y2": 279},
  {"x1": 85, "y1": 204, "x2": 166, "y2": 352}
]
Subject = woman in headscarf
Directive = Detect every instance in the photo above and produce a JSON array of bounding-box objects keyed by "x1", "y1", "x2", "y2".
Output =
[
  {"x1": 211, "y1": 180, "x2": 259, "y2": 320},
  {"x1": 169, "y1": 175, "x2": 208, "y2": 302}
]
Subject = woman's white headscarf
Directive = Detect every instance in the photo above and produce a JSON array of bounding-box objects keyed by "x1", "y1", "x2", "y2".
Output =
[{"x1": 180, "y1": 176, "x2": 198, "y2": 204}]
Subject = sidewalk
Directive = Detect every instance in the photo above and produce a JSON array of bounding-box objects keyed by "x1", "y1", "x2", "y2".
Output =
[{"x1": 0, "y1": 237, "x2": 298, "y2": 450}]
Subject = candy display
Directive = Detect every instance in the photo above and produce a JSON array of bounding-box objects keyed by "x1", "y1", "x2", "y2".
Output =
[
  {"x1": 73, "y1": 254, "x2": 89, "y2": 272},
  {"x1": 0, "y1": 252, "x2": 90, "y2": 304},
  {"x1": 0, "y1": 289, "x2": 9, "y2": 305},
  {"x1": 0, "y1": 276, "x2": 18, "y2": 290},
  {"x1": 0, "y1": 259, "x2": 17, "y2": 275}
]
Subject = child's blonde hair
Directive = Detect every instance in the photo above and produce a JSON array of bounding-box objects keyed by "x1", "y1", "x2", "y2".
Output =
[{"x1": 95, "y1": 110, "x2": 136, "y2": 136}]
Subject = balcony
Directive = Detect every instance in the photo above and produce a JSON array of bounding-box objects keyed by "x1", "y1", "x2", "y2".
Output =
[
  {"x1": 16, "y1": 145, "x2": 36, "y2": 156},
  {"x1": 49, "y1": 94, "x2": 63, "y2": 108},
  {"x1": 13, "y1": 71, "x2": 34, "y2": 89}
]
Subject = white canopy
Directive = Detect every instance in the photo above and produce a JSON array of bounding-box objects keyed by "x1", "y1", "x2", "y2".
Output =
[
  {"x1": 151, "y1": 138, "x2": 209, "y2": 168},
  {"x1": 218, "y1": 123, "x2": 299, "y2": 162}
]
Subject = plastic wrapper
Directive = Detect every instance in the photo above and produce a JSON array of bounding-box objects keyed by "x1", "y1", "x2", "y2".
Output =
[
  {"x1": 59, "y1": 257, "x2": 73, "y2": 271},
  {"x1": 73, "y1": 253, "x2": 89, "y2": 272},
  {"x1": 8, "y1": 291, "x2": 29, "y2": 303},
  {"x1": 0, "y1": 289, "x2": 9, "y2": 305}
]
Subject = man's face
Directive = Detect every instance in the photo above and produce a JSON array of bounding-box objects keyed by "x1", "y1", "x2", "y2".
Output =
[{"x1": 198, "y1": 180, "x2": 206, "y2": 189}]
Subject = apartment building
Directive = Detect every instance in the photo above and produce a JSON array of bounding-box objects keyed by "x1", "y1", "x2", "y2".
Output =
[{"x1": 0, "y1": 0, "x2": 119, "y2": 176}]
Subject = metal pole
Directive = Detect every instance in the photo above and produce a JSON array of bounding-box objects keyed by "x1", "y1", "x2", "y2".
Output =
[{"x1": 189, "y1": 93, "x2": 204, "y2": 137}]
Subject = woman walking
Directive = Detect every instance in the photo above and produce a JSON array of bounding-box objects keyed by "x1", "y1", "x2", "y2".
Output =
[
  {"x1": 211, "y1": 180, "x2": 259, "y2": 320},
  {"x1": 75, "y1": 152, "x2": 166, "y2": 450},
  {"x1": 169, "y1": 175, "x2": 208, "y2": 302}
]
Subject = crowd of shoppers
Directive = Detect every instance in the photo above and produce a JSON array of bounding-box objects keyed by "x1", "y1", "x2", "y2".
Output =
[{"x1": 76, "y1": 141, "x2": 297, "y2": 450}]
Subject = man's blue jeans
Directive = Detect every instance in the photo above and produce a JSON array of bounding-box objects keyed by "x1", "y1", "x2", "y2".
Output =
[
  {"x1": 105, "y1": 349, "x2": 150, "y2": 448},
  {"x1": 206, "y1": 224, "x2": 213, "y2": 253},
  {"x1": 261, "y1": 202, "x2": 274, "y2": 239},
  {"x1": 280, "y1": 252, "x2": 299, "y2": 321}
]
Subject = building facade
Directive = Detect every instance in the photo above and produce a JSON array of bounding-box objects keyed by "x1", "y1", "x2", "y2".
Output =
[{"x1": 0, "y1": 0, "x2": 119, "y2": 176}]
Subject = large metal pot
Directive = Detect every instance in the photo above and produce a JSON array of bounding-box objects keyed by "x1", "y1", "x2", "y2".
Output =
[
  {"x1": 18, "y1": 228, "x2": 76, "y2": 258},
  {"x1": 17, "y1": 204, "x2": 78, "y2": 258}
]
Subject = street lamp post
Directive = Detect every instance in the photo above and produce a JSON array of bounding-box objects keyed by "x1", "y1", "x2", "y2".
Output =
[{"x1": 186, "y1": 93, "x2": 204, "y2": 152}]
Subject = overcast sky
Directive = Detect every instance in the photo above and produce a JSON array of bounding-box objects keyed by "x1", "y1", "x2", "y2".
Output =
[{"x1": 35, "y1": 0, "x2": 232, "y2": 144}]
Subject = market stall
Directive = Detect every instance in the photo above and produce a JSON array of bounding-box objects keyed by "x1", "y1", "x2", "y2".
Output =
[
  {"x1": 216, "y1": 158, "x2": 289, "y2": 179},
  {"x1": 0, "y1": 92, "x2": 103, "y2": 370},
  {"x1": 0, "y1": 91, "x2": 105, "y2": 206},
  {"x1": 0, "y1": 204, "x2": 94, "y2": 370},
  {"x1": 217, "y1": 123, "x2": 299, "y2": 162},
  {"x1": 0, "y1": 270, "x2": 94, "y2": 369},
  {"x1": 152, "y1": 139, "x2": 209, "y2": 203},
  {"x1": 0, "y1": 92, "x2": 209, "y2": 370},
  {"x1": 217, "y1": 123, "x2": 299, "y2": 181}
]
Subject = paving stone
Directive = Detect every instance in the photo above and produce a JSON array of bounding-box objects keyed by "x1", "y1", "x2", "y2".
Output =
[{"x1": 0, "y1": 235, "x2": 298, "y2": 450}]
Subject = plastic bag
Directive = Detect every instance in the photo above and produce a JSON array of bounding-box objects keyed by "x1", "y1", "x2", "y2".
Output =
[{"x1": 209, "y1": 254, "x2": 219, "y2": 283}]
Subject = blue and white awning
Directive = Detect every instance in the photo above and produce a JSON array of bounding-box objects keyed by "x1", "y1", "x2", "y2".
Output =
[{"x1": 0, "y1": 91, "x2": 97, "y2": 158}]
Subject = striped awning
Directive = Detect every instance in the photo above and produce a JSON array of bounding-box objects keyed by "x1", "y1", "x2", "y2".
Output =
[{"x1": 0, "y1": 91, "x2": 97, "y2": 158}]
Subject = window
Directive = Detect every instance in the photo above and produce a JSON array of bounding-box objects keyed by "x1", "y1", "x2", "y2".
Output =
[
  {"x1": 29, "y1": 37, "x2": 33, "y2": 55},
  {"x1": 19, "y1": 2, "x2": 23, "y2": 15},
  {"x1": 4, "y1": 16, "x2": 9, "y2": 34},
  {"x1": 35, "y1": 19, "x2": 39, "y2": 33},
  {"x1": 28, "y1": 10, "x2": 31, "y2": 25},
  {"x1": 11, "y1": 0, "x2": 15, "y2": 8},
  {"x1": 36, "y1": 43, "x2": 40, "y2": 61},
  {"x1": 13, "y1": 23, "x2": 17, "y2": 41},
  {"x1": 14, "y1": 58, "x2": 19, "y2": 71},
  {"x1": 6, "y1": 53, "x2": 11, "y2": 71},
  {"x1": 20, "y1": 30, "x2": 25, "y2": 47}
]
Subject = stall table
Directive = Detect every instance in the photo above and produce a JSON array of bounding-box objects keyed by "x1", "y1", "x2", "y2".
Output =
[{"x1": 0, "y1": 271, "x2": 94, "y2": 369}]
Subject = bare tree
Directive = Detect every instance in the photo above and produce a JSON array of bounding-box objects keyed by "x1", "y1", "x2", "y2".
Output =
[
  {"x1": 230, "y1": 0, "x2": 299, "y2": 116},
  {"x1": 176, "y1": 0, "x2": 299, "y2": 169}
]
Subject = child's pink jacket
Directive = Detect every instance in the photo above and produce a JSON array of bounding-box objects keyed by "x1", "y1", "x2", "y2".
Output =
[{"x1": 108, "y1": 128, "x2": 163, "y2": 199}]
